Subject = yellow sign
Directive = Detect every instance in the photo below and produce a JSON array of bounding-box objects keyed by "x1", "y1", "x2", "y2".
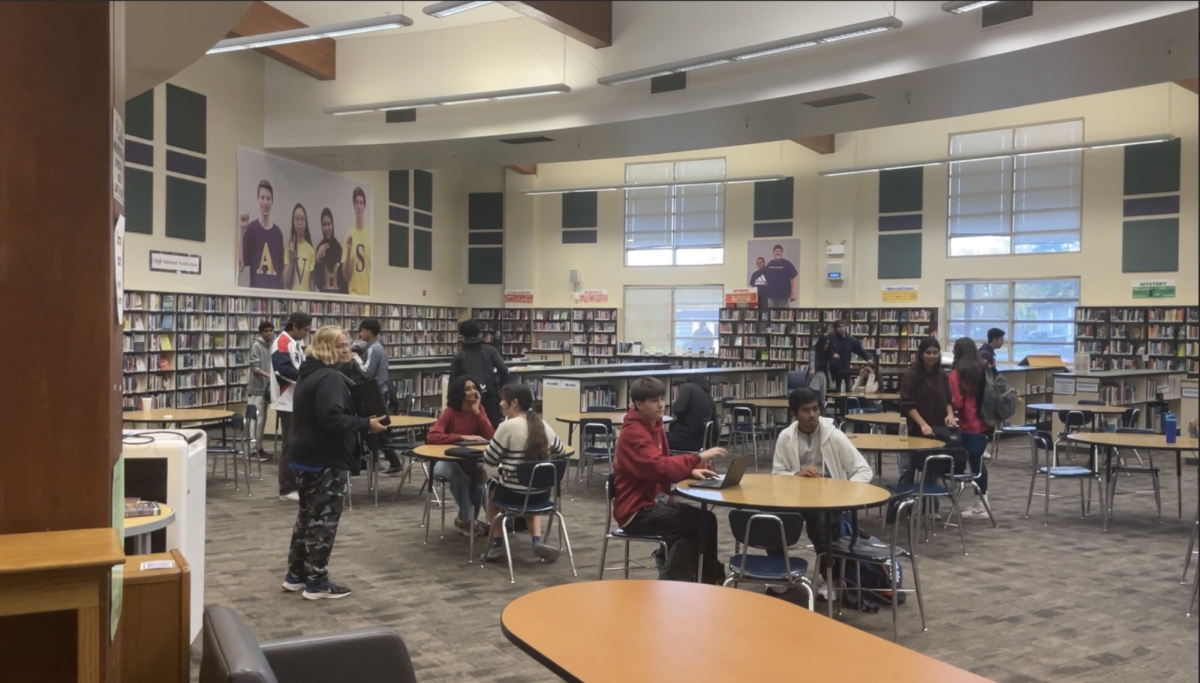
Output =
[{"x1": 882, "y1": 285, "x2": 918, "y2": 303}]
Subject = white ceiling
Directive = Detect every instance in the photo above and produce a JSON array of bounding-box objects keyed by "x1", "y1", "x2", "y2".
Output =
[{"x1": 266, "y1": 1, "x2": 518, "y2": 39}]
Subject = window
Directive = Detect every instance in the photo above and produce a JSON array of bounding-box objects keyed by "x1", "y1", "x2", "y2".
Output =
[
  {"x1": 624, "y1": 286, "x2": 723, "y2": 353},
  {"x1": 625, "y1": 158, "x2": 725, "y2": 266},
  {"x1": 948, "y1": 120, "x2": 1083, "y2": 256},
  {"x1": 947, "y1": 278, "x2": 1080, "y2": 362}
]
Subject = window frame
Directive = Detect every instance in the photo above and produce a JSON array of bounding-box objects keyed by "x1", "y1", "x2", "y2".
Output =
[
  {"x1": 945, "y1": 277, "x2": 1080, "y2": 363},
  {"x1": 623, "y1": 285, "x2": 724, "y2": 354},
  {"x1": 946, "y1": 118, "x2": 1085, "y2": 258},
  {"x1": 623, "y1": 158, "x2": 727, "y2": 267}
]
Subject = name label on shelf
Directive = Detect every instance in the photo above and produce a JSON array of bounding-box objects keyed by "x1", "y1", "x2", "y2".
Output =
[
  {"x1": 139, "y1": 560, "x2": 175, "y2": 571},
  {"x1": 543, "y1": 379, "x2": 581, "y2": 390},
  {"x1": 150, "y1": 251, "x2": 202, "y2": 275},
  {"x1": 1183, "y1": 387, "x2": 1199, "y2": 399},
  {"x1": 1075, "y1": 381, "x2": 1099, "y2": 393},
  {"x1": 1053, "y1": 378, "x2": 1076, "y2": 396}
]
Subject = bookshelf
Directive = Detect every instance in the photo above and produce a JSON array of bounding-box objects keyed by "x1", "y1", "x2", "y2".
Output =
[
  {"x1": 471, "y1": 308, "x2": 532, "y2": 358},
  {"x1": 571, "y1": 308, "x2": 618, "y2": 362},
  {"x1": 471, "y1": 307, "x2": 619, "y2": 364},
  {"x1": 531, "y1": 308, "x2": 573, "y2": 356},
  {"x1": 123, "y1": 290, "x2": 464, "y2": 410},
  {"x1": 1074, "y1": 306, "x2": 1198, "y2": 374}
]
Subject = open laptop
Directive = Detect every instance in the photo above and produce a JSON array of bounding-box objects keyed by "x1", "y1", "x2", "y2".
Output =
[{"x1": 688, "y1": 455, "x2": 752, "y2": 490}]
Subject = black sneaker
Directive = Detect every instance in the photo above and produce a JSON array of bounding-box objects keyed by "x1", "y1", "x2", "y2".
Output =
[
  {"x1": 303, "y1": 579, "x2": 352, "y2": 600},
  {"x1": 484, "y1": 542, "x2": 507, "y2": 562},
  {"x1": 532, "y1": 540, "x2": 560, "y2": 563},
  {"x1": 281, "y1": 573, "x2": 304, "y2": 592}
]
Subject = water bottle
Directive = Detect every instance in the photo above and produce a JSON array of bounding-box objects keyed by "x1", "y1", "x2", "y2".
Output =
[
  {"x1": 899, "y1": 421, "x2": 908, "y2": 441},
  {"x1": 1165, "y1": 413, "x2": 1177, "y2": 444},
  {"x1": 839, "y1": 379, "x2": 847, "y2": 394}
]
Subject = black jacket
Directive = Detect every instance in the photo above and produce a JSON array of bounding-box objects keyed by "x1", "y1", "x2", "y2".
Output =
[
  {"x1": 451, "y1": 337, "x2": 510, "y2": 396},
  {"x1": 670, "y1": 377, "x2": 716, "y2": 451},
  {"x1": 829, "y1": 332, "x2": 871, "y2": 375},
  {"x1": 286, "y1": 357, "x2": 370, "y2": 473}
]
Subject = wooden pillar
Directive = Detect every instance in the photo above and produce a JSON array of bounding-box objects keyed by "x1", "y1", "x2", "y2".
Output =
[{"x1": 0, "y1": 2, "x2": 125, "y2": 681}]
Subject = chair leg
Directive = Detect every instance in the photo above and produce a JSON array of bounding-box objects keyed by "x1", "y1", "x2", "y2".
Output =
[
  {"x1": 623, "y1": 540, "x2": 631, "y2": 579},
  {"x1": 439, "y1": 481, "x2": 448, "y2": 539},
  {"x1": 908, "y1": 554, "x2": 927, "y2": 632},
  {"x1": 1152, "y1": 471, "x2": 1162, "y2": 521},
  {"x1": 952, "y1": 496, "x2": 968, "y2": 555},
  {"x1": 1043, "y1": 469, "x2": 1052, "y2": 525},
  {"x1": 975, "y1": 483, "x2": 996, "y2": 528},
  {"x1": 597, "y1": 536, "x2": 611, "y2": 581},
  {"x1": 500, "y1": 517, "x2": 516, "y2": 584},
  {"x1": 1024, "y1": 469, "x2": 1037, "y2": 518},
  {"x1": 801, "y1": 579, "x2": 814, "y2": 612},
  {"x1": 243, "y1": 451, "x2": 253, "y2": 497},
  {"x1": 1183, "y1": 517, "x2": 1198, "y2": 584},
  {"x1": 1189, "y1": 570, "x2": 1200, "y2": 617},
  {"x1": 555, "y1": 512, "x2": 577, "y2": 577}
]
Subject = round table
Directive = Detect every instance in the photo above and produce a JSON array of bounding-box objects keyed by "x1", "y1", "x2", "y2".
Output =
[
  {"x1": 501, "y1": 580, "x2": 996, "y2": 683},
  {"x1": 827, "y1": 392, "x2": 901, "y2": 401},
  {"x1": 123, "y1": 409, "x2": 233, "y2": 423},
  {"x1": 387, "y1": 415, "x2": 438, "y2": 429},
  {"x1": 1068, "y1": 433, "x2": 1199, "y2": 525},
  {"x1": 125, "y1": 503, "x2": 175, "y2": 555},
  {"x1": 843, "y1": 411, "x2": 904, "y2": 427},
  {"x1": 555, "y1": 412, "x2": 671, "y2": 447},
  {"x1": 675, "y1": 473, "x2": 891, "y2": 512},
  {"x1": 728, "y1": 397, "x2": 789, "y2": 410},
  {"x1": 1027, "y1": 403, "x2": 1128, "y2": 415},
  {"x1": 848, "y1": 433, "x2": 945, "y2": 481}
]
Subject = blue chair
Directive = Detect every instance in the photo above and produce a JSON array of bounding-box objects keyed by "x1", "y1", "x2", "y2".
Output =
[
  {"x1": 487, "y1": 459, "x2": 576, "y2": 583},
  {"x1": 207, "y1": 412, "x2": 253, "y2": 496},
  {"x1": 890, "y1": 453, "x2": 963, "y2": 553},
  {"x1": 723, "y1": 510, "x2": 815, "y2": 610},
  {"x1": 575, "y1": 418, "x2": 614, "y2": 493},
  {"x1": 946, "y1": 432, "x2": 997, "y2": 536},
  {"x1": 786, "y1": 370, "x2": 810, "y2": 393},
  {"x1": 722, "y1": 397, "x2": 772, "y2": 470},
  {"x1": 597, "y1": 473, "x2": 667, "y2": 580},
  {"x1": 1106, "y1": 427, "x2": 1162, "y2": 521},
  {"x1": 390, "y1": 410, "x2": 436, "y2": 503},
  {"x1": 1024, "y1": 430, "x2": 1104, "y2": 525}
]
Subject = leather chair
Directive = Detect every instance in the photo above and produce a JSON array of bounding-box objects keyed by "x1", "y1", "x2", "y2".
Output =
[{"x1": 199, "y1": 604, "x2": 418, "y2": 683}]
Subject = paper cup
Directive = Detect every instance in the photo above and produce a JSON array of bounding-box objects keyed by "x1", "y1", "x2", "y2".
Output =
[{"x1": 140, "y1": 397, "x2": 153, "y2": 412}]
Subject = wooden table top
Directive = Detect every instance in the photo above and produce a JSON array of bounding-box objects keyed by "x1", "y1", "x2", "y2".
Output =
[
  {"x1": 843, "y1": 411, "x2": 904, "y2": 425},
  {"x1": 848, "y1": 433, "x2": 945, "y2": 452},
  {"x1": 125, "y1": 504, "x2": 176, "y2": 534},
  {"x1": 502, "y1": 580, "x2": 996, "y2": 683},
  {"x1": 1067, "y1": 433, "x2": 1199, "y2": 451},
  {"x1": 828, "y1": 392, "x2": 902, "y2": 400},
  {"x1": 728, "y1": 397, "x2": 790, "y2": 409},
  {"x1": 411, "y1": 443, "x2": 577, "y2": 460},
  {"x1": 387, "y1": 415, "x2": 438, "y2": 428},
  {"x1": 1027, "y1": 403, "x2": 1128, "y2": 414},
  {"x1": 0, "y1": 528, "x2": 124, "y2": 576},
  {"x1": 555, "y1": 412, "x2": 672, "y2": 425},
  {"x1": 675, "y1": 473, "x2": 892, "y2": 511},
  {"x1": 122, "y1": 408, "x2": 233, "y2": 422}
]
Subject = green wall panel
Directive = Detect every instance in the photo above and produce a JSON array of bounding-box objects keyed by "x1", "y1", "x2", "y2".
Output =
[
  {"x1": 562, "y1": 191, "x2": 598, "y2": 228},
  {"x1": 879, "y1": 167, "x2": 923, "y2": 214},
  {"x1": 414, "y1": 170, "x2": 433, "y2": 212},
  {"x1": 469, "y1": 192, "x2": 504, "y2": 230},
  {"x1": 1124, "y1": 138, "x2": 1181, "y2": 196},
  {"x1": 389, "y1": 170, "x2": 410, "y2": 206},
  {"x1": 1122, "y1": 218, "x2": 1179, "y2": 272},
  {"x1": 165, "y1": 84, "x2": 206, "y2": 154},
  {"x1": 165, "y1": 176, "x2": 206, "y2": 242},
  {"x1": 125, "y1": 89, "x2": 154, "y2": 141},
  {"x1": 753, "y1": 178, "x2": 794, "y2": 221},
  {"x1": 125, "y1": 167, "x2": 153, "y2": 234},
  {"x1": 413, "y1": 228, "x2": 433, "y2": 271},
  {"x1": 468, "y1": 247, "x2": 503, "y2": 284},
  {"x1": 388, "y1": 223, "x2": 409, "y2": 268},
  {"x1": 877, "y1": 233, "x2": 922, "y2": 279}
]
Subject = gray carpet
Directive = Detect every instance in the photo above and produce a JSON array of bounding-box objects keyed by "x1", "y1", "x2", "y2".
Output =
[{"x1": 194, "y1": 440, "x2": 1200, "y2": 683}]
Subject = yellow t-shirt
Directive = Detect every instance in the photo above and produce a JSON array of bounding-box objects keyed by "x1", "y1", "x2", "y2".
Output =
[
  {"x1": 346, "y1": 226, "x2": 371, "y2": 295},
  {"x1": 285, "y1": 241, "x2": 316, "y2": 292}
]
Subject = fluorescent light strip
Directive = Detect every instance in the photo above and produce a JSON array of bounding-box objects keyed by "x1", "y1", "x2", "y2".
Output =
[
  {"x1": 819, "y1": 134, "x2": 1175, "y2": 176},
  {"x1": 523, "y1": 175, "x2": 789, "y2": 196},
  {"x1": 423, "y1": 1, "x2": 495, "y2": 18},
  {"x1": 597, "y1": 17, "x2": 902, "y2": 86},
  {"x1": 208, "y1": 14, "x2": 413, "y2": 54},
  {"x1": 941, "y1": 0, "x2": 1002, "y2": 13},
  {"x1": 323, "y1": 84, "x2": 571, "y2": 115}
]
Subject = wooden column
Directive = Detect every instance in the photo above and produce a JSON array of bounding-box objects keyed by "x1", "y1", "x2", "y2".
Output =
[{"x1": 0, "y1": 2, "x2": 125, "y2": 681}]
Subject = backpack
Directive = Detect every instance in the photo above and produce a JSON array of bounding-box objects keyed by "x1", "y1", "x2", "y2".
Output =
[
  {"x1": 835, "y1": 521, "x2": 906, "y2": 611},
  {"x1": 980, "y1": 366, "x2": 1018, "y2": 425},
  {"x1": 457, "y1": 345, "x2": 498, "y2": 395}
]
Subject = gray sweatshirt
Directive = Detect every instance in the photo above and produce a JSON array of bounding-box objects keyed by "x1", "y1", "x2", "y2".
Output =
[
  {"x1": 355, "y1": 339, "x2": 390, "y2": 397},
  {"x1": 248, "y1": 338, "x2": 272, "y2": 396}
]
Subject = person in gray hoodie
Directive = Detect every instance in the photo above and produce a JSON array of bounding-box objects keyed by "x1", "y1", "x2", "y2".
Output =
[
  {"x1": 667, "y1": 374, "x2": 716, "y2": 452},
  {"x1": 247, "y1": 321, "x2": 274, "y2": 460}
]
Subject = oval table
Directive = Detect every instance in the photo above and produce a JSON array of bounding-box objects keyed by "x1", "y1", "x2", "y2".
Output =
[
  {"x1": 122, "y1": 408, "x2": 233, "y2": 424},
  {"x1": 373, "y1": 415, "x2": 440, "y2": 506},
  {"x1": 501, "y1": 580, "x2": 997, "y2": 683},
  {"x1": 125, "y1": 503, "x2": 176, "y2": 555},
  {"x1": 1067, "y1": 432, "x2": 1199, "y2": 526},
  {"x1": 843, "y1": 411, "x2": 904, "y2": 431},
  {"x1": 847, "y1": 433, "x2": 945, "y2": 482},
  {"x1": 555, "y1": 412, "x2": 672, "y2": 446},
  {"x1": 827, "y1": 392, "x2": 902, "y2": 417}
]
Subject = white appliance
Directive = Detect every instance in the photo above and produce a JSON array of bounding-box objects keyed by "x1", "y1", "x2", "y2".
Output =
[{"x1": 122, "y1": 428, "x2": 207, "y2": 642}]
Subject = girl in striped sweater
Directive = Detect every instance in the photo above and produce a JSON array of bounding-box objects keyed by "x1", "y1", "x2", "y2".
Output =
[{"x1": 482, "y1": 383, "x2": 566, "y2": 563}]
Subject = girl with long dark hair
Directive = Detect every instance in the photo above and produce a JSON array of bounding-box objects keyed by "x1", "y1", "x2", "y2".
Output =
[
  {"x1": 426, "y1": 375, "x2": 495, "y2": 536},
  {"x1": 482, "y1": 383, "x2": 566, "y2": 563},
  {"x1": 950, "y1": 336, "x2": 991, "y2": 519},
  {"x1": 313, "y1": 207, "x2": 346, "y2": 294},
  {"x1": 284, "y1": 203, "x2": 315, "y2": 291},
  {"x1": 898, "y1": 337, "x2": 957, "y2": 484},
  {"x1": 807, "y1": 334, "x2": 834, "y2": 405}
]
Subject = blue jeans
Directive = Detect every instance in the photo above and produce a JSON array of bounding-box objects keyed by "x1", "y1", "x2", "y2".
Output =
[{"x1": 433, "y1": 461, "x2": 484, "y2": 523}]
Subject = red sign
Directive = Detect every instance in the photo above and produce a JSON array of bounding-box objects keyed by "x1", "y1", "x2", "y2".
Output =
[
  {"x1": 724, "y1": 288, "x2": 758, "y2": 306},
  {"x1": 504, "y1": 290, "x2": 533, "y2": 305}
]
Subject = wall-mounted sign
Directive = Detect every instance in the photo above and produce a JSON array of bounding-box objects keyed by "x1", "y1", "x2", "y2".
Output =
[
  {"x1": 574, "y1": 289, "x2": 609, "y2": 304},
  {"x1": 1132, "y1": 279, "x2": 1176, "y2": 299},
  {"x1": 504, "y1": 289, "x2": 533, "y2": 304},
  {"x1": 150, "y1": 250, "x2": 202, "y2": 275},
  {"x1": 882, "y1": 285, "x2": 918, "y2": 303},
  {"x1": 724, "y1": 288, "x2": 758, "y2": 306}
]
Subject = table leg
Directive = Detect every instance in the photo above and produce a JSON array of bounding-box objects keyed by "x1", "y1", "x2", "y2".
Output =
[
  {"x1": 698, "y1": 502, "x2": 707, "y2": 584},
  {"x1": 1177, "y1": 452, "x2": 1183, "y2": 522},
  {"x1": 469, "y1": 494, "x2": 475, "y2": 565},
  {"x1": 1103, "y1": 445, "x2": 1115, "y2": 531},
  {"x1": 135, "y1": 534, "x2": 149, "y2": 555}
]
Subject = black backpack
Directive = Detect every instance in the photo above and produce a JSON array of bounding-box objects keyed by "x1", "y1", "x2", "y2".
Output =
[{"x1": 458, "y1": 346, "x2": 498, "y2": 395}]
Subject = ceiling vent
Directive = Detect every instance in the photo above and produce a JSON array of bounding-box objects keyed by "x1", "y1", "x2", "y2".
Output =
[
  {"x1": 801, "y1": 92, "x2": 875, "y2": 109},
  {"x1": 982, "y1": 1, "x2": 1032, "y2": 28},
  {"x1": 650, "y1": 72, "x2": 687, "y2": 94},
  {"x1": 385, "y1": 109, "x2": 417, "y2": 123},
  {"x1": 498, "y1": 136, "x2": 555, "y2": 145}
]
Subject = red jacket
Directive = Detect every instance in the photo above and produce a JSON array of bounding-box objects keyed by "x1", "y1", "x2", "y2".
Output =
[
  {"x1": 426, "y1": 406, "x2": 494, "y2": 444},
  {"x1": 949, "y1": 369, "x2": 986, "y2": 434},
  {"x1": 612, "y1": 408, "x2": 700, "y2": 526}
]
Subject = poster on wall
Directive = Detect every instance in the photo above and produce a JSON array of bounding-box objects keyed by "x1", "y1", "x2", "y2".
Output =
[
  {"x1": 236, "y1": 147, "x2": 373, "y2": 296},
  {"x1": 882, "y1": 284, "x2": 919, "y2": 303},
  {"x1": 1131, "y1": 279, "x2": 1176, "y2": 299},
  {"x1": 746, "y1": 238, "x2": 800, "y2": 308}
]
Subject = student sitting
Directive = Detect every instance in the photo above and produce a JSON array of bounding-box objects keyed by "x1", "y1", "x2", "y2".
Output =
[
  {"x1": 852, "y1": 361, "x2": 881, "y2": 394},
  {"x1": 667, "y1": 373, "x2": 716, "y2": 452},
  {"x1": 482, "y1": 383, "x2": 567, "y2": 563},
  {"x1": 426, "y1": 376, "x2": 495, "y2": 536},
  {"x1": 613, "y1": 377, "x2": 727, "y2": 584}
]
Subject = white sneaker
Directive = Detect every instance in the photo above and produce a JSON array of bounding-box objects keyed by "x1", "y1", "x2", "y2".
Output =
[
  {"x1": 961, "y1": 499, "x2": 990, "y2": 519},
  {"x1": 279, "y1": 491, "x2": 300, "y2": 502},
  {"x1": 982, "y1": 450, "x2": 993, "y2": 461}
]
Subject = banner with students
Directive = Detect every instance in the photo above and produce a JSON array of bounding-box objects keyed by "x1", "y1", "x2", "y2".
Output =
[{"x1": 236, "y1": 147, "x2": 373, "y2": 296}]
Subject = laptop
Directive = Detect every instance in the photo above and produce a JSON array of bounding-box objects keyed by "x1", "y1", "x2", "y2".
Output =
[{"x1": 689, "y1": 456, "x2": 752, "y2": 490}]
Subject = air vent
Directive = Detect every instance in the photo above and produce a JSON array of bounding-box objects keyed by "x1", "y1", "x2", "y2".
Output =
[
  {"x1": 650, "y1": 72, "x2": 687, "y2": 94},
  {"x1": 498, "y1": 136, "x2": 555, "y2": 145},
  {"x1": 982, "y1": 0, "x2": 1032, "y2": 28},
  {"x1": 385, "y1": 109, "x2": 416, "y2": 124},
  {"x1": 801, "y1": 92, "x2": 875, "y2": 109}
]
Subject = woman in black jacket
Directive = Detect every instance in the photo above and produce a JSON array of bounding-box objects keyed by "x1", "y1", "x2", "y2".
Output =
[{"x1": 282, "y1": 326, "x2": 386, "y2": 600}]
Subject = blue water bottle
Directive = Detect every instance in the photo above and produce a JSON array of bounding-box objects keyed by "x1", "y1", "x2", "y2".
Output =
[{"x1": 1164, "y1": 413, "x2": 1177, "y2": 444}]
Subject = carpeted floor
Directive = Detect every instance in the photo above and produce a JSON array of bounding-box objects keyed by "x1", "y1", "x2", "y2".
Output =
[{"x1": 194, "y1": 438, "x2": 1200, "y2": 683}]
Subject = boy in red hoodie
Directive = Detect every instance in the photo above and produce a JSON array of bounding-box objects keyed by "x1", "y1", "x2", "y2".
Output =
[{"x1": 614, "y1": 377, "x2": 727, "y2": 583}]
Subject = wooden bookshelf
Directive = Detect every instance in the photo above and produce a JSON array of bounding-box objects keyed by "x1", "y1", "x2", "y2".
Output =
[
  {"x1": 123, "y1": 290, "x2": 464, "y2": 410},
  {"x1": 472, "y1": 307, "x2": 619, "y2": 364},
  {"x1": 1075, "y1": 306, "x2": 1197, "y2": 374}
]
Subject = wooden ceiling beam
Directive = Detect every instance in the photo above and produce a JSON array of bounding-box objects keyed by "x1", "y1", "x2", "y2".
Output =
[
  {"x1": 506, "y1": 164, "x2": 538, "y2": 175},
  {"x1": 791, "y1": 135, "x2": 835, "y2": 155},
  {"x1": 1175, "y1": 78, "x2": 1199, "y2": 94},
  {"x1": 498, "y1": 1, "x2": 612, "y2": 48},
  {"x1": 226, "y1": 1, "x2": 335, "y2": 81}
]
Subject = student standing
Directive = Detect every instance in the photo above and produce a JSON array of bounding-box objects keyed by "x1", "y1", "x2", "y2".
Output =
[
  {"x1": 749, "y1": 256, "x2": 769, "y2": 308},
  {"x1": 762, "y1": 245, "x2": 798, "y2": 308},
  {"x1": 949, "y1": 337, "x2": 991, "y2": 519},
  {"x1": 272, "y1": 312, "x2": 312, "y2": 501},
  {"x1": 828, "y1": 320, "x2": 874, "y2": 380},
  {"x1": 667, "y1": 374, "x2": 716, "y2": 453},
  {"x1": 354, "y1": 319, "x2": 402, "y2": 474},
  {"x1": 239, "y1": 180, "x2": 285, "y2": 290},
  {"x1": 426, "y1": 376, "x2": 495, "y2": 537},
  {"x1": 482, "y1": 383, "x2": 568, "y2": 563},
  {"x1": 281, "y1": 326, "x2": 387, "y2": 600},
  {"x1": 451, "y1": 319, "x2": 510, "y2": 428},
  {"x1": 898, "y1": 337, "x2": 957, "y2": 484},
  {"x1": 980, "y1": 327, "x2": 1005, "y2": 367},
  {"x1": 613, "y1": 378, "x2": 727, "y2": 584},
  {"x1": 807, "y1": 335, "x2": 834, "y2": 405},
  {"x1": 313, "y1": 208, "x2": 346, "y2": 294},
  {"x1": 247, "y1": 321, "x2": 274, "y2": 461},
  {"x1": 342, "y1": 187, "x2": 371, "y2": 296},
  {"x1": 283, "y1": 204, "x2": 316, "y2": 292}
]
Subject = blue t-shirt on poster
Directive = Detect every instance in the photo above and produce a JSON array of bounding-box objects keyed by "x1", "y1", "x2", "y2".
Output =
[{"x1": 763, "y1": 258, "x2": 797, "y2": 300}]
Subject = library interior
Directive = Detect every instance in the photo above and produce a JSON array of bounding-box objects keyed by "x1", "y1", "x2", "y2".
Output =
[{"x1": 3, "y1": 2, "x2": 1200, "y2": 682}]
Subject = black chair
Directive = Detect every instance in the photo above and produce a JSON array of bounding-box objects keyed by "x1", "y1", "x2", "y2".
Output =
[
  {"x1": 208, "y1": 412, "x2": 254, "y2": 496},
  {"x1": 1106, "y1": 427, "x2": 1162, "y2": 521},
  {"x1": 1024, "y1": 430, "x2": 1104, "y2": 525},
  {"x1": 390, "y1": 410, "x2": 435, "y2": 503},
  {"x1": 575, "y1": 418, "x2": 614, "y2": 493},
  {"x1": 487, "y1": 459, "x2": 576, "y2": 583},
  {"x1": 787, "y1": 370, "x2": 810, "y2": 393},
  {"x1": 199, "y1": 604, "x2": 417, "y2": 683},
  {"x1": 597, "y1": 472, "x2": 667, "y2": 580},
  {"x1": 722, "y1": 397, "x2": 772, "y2": 470},
  {"x1": 723, "y1": 510, "x2": 815, "y2": 610}
]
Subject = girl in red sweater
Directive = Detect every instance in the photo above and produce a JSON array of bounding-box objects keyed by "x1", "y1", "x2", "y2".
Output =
[
  {"x1": 427, "y1": 376, "x2": 495, "y2": 536},
  {"x1": 949, "y1": 337, "x2": 990, "y2": 519}
]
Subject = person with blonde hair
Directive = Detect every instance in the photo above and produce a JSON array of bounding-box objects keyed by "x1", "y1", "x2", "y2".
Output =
[{"x1": 281, "y1": 326, "x2": 386, "y2": 600}]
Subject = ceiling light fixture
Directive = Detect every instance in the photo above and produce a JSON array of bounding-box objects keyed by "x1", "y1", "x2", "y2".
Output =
[
  {"x1": 423, "y1": 1, "x2": 495, "y2": 18},
  {"x1": 819, "y1": 134, "x2": 1175, "y2": 177},
  {"x1": 523, "y1": 175, "x2": 790, "y2": 196},
  {"x1": 941, "y1": 1, "x2": 1002, "y2": 13},
  {"x1": 596, "y1": 16, "x2": 903, "y2": 86},
  {"x1": 323, "y1": 84, "x2": 572, "y2": 116},
  {"x1": 207, "y1": 14, "x2": 413, "y2": 54}
]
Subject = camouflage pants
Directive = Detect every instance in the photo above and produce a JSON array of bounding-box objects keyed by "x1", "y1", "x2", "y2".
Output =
[{"x1": 287, "y1": 468, "x2": 347, "y2": 586}]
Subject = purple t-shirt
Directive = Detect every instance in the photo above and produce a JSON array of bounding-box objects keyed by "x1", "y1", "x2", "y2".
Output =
[
  {"x1": 243, "y1": 220, "x2": 284, "y2": 290},
  {"x1": 763, "y1": 258, "x2": 798, "y2": 300}
]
